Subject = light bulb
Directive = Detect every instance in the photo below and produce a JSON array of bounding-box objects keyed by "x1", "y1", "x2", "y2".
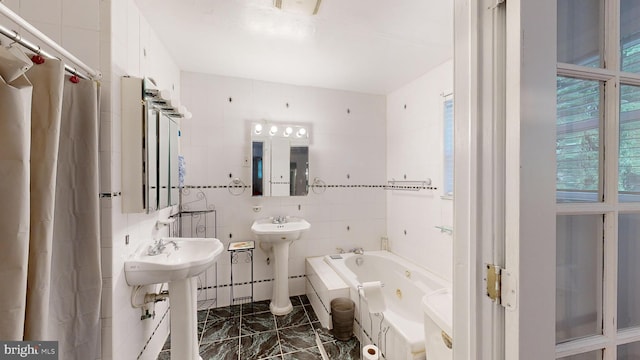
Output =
[
  {"x1": 297, "y1": 128, "x2": 307, "y2": 137},
  {"x1": 269, "y1": 125, "x2": 278, "y2": 135},
  {"x1": 254, "y1": 124, "x2": 263, "y2": 134},
  {"x1": 284, "y1": 127, "x2": 293, "y2": 136},
  {"x1": 178, "y1": 105, "x2": 187, "y2": 114},
  {"x1": 183, "y1": 111, "x2": 193, "y2": 120}
]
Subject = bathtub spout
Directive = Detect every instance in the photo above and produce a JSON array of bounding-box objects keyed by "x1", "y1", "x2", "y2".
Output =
[{"x1": 349, "y1": 247, "x2": 364, "y2": 255}]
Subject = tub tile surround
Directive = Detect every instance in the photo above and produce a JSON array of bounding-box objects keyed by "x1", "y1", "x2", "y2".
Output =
[
  {"x1": 386, "y1": 59, "x2": 454, "y2": 282},
  {"x1": 157, "y1": 296, "x2": 361, "y2": 360}
]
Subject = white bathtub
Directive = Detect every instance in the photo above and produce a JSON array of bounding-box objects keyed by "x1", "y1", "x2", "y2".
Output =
[{"x1": 324, "y1": 250, "x2": 449, "y2": 360}]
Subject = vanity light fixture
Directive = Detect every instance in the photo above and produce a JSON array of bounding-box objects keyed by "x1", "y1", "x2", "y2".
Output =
[{"x1": 252, "y1": 122, "x2": 310, "y2": 141}]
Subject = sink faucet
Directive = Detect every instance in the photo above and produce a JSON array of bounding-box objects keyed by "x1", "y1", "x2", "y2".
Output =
[
  {"x1": 349, "y1": 247, "x2": 364, "y2": 255},
  {"x1": 272, "y1": 216, "x2": 287, "y2": 224},
  {"x1": 147, "y1": 239, "x2": 180, "y2": 256}
]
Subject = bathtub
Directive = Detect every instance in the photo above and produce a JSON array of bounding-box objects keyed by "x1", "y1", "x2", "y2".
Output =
[{"x1": 324, "y1": 250, "x2": 449, "y2": 360}]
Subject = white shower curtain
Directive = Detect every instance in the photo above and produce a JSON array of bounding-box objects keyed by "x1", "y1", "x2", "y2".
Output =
[
  {"x1": 0, "y1": 48, "x2": 101, "y2": 359},
  {"x1": 0, "y1": 63, "x2": 33, "y2": 341},
  {"x1": 49, "y1": 75, "x2": 101, "y2": 359}
]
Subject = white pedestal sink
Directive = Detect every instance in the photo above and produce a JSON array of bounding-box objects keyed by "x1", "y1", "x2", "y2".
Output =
[
  {"x1": 124, "y1": 237, "x2": 223, "y2": 360},
  {"x1": 251, "y1": 217, "x2": 310, "y2": 315}
]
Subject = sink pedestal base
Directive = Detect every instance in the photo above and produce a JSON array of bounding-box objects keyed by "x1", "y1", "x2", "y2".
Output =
[
  {"x1": 169, "y1": 277, "x2": 202, "y2": 360},
  {"x1": 269, "y1": 241, "x2": 293, "y2": 316}
]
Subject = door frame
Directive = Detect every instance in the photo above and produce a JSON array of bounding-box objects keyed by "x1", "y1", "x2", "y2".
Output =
[{"x1": 453, "y1": 0, "x2": 557, "y2": 359}]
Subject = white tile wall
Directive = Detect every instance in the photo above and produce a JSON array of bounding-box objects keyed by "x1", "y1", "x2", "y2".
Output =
[
  {"x1": 181, "y1": 71, "x2": 388, "y2": 306},
  {"x1": 386, "y1": 59, "x2": 454, "y2": 282},
  {"x1": 106, "y1": 0, "x2": 181, "y2": 357},
  {"x1": 1, "y1": 0, "x2": 453, "y2": 356}
]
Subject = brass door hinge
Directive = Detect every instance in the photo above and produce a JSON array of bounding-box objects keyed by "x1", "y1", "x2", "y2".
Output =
[{"x1": 486, "y1": 264, "x2": 517, "y2": 311}]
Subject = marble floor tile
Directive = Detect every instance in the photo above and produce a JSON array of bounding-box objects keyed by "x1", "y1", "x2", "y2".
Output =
[
  {"x1": 197, "y1": 309, "x2": 209, "y2": 323},
  {"x1": 324, "y1": 337, "x2": 361, "y2": 360},
  {"x1": 304, "y1": 304, "x2": 318, "y2": 323},
  {"x1": 200, "y1": 316, "x2": 241, "y2": 344},
  {"x1": 275, "y1": 306, "x2": 309, "y2": 328},
  {"x1": 300, "y1": 294, "x2": 310, "y2": 305},
  {"x1": 279, "y1": 324, "x2": 317, "y2": 354},
  {"x1": 282, "y1": 346, "x2": 322, "y2": 360},
  {"x1": 239, "y1": 331, "x2": 281, "y2": 360},
  {"x1": 289, "y1": 296, "x2": 303, "y2": 307},
  {"x1": 242, "y1": 311, "x2": 277, "y2": 335},
  {"x1": 312, "y1": 322, "x2": 335, "y2": 344},
  {"x1": 200, "y1": 338, "x2": 239, "y2": 360},
  {"x1": 207, "y1": 304, "x2": 241, "y2": 321},
  {"x1": 243, "y1": 300, "x2": 271, "y2": 315}
]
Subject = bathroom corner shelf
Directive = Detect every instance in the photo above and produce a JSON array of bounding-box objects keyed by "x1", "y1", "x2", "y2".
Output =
[
  {"x1": 228, "y1": 241, "x2": 255, "y2": 305},
  {"x1": 171, "y1": 208, "x2": 219, "y2": 308}
]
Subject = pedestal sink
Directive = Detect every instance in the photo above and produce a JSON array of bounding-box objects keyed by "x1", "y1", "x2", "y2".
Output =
[
  {"x1": 125, "y1": 237, "x2": 223, "y2": 360},
  {"x1": 251, "y1": 217, "x2": 310, "y2": 315}
]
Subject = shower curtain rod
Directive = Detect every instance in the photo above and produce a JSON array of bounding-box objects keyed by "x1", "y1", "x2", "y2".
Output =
[{"x1": 0, "y1": 3, "x2": 102, "y2": 80}]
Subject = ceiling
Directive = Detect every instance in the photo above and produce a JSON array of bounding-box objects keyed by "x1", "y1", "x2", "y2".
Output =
[{"x1": 134, "y1": 0, "x2": 453, "y2": 95}]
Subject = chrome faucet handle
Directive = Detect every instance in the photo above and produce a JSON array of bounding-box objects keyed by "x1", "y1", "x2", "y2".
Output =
[{"x1": 166, "y1": 240, "x2": 179, "y2": 250}]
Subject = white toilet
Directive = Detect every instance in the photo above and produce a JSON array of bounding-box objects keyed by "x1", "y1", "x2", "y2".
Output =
[{"x1": 422, "y1": 288, "x2": 453, "y2": 360}]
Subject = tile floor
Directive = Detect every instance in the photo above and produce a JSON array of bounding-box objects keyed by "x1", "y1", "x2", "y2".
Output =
[{"x1": 157, "y1": 295, "x2": 360, "y2": 360}]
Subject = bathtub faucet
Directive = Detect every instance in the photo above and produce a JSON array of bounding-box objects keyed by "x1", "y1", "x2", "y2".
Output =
[{"x1": 349, "y1": 247, "x2": 364, "y2": 255}]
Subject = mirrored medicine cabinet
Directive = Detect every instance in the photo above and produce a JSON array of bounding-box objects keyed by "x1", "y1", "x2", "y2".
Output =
[
  {"x1": 251, "y1": 122, "x2": 310, "y2": 197},
  {"x1": 122, "y1": 77, "x2": 181, "y2": 213}
]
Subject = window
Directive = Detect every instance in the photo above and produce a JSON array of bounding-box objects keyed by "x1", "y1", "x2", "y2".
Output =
[
  {"x1": 443, "y1": 97, "x2": 454, "y2": 197},
  {"x1": 556, "y1": 0, "x2": 640, "y2": 358}
]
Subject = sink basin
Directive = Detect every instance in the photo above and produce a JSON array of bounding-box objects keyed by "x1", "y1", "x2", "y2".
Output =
[
  {"x1": 251, "y1": 217, "x2": 310, "y2": 315},
  {"x1": 124, "y1": 237, "x2": 223, "y2": 286},
  {"x1": 250, "y1": 217, "x2": 311, "y2": 242}
]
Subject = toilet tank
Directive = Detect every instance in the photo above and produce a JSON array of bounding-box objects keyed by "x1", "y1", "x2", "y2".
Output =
[{"x1": 422, "y1": 288, "x2": 453, "y2": 360}]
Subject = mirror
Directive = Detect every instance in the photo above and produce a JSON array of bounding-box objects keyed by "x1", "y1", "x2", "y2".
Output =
[
  {"x1": 169, "y1": 118, "x2": 180, "y2": 206},
  {"x1": 159, "y1": 113, "x2": 180, "y2": 208},
  {"x1": 122, "y1": 76, "x2": 182, "y2": 213},
  {"x1": 251, "y1": 122, "x2": 310, "y2": 197},
  {"x1": 158, "y1": 114, "x2": 170, "y2": 209},
  {"x1": 146, "y1": 106, "x2": 159, "y2": 211}
]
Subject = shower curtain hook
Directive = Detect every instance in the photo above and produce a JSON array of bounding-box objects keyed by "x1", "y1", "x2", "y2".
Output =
[
  {"x1": 8, "y1": 32, "x2": 20, "y2": 47},
  {"x1": 69, "y1": 68, "x2": 80, "y2": 83},
  {"x1": 31, "y1": 45, "x2": 46, "y2": 64}
]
